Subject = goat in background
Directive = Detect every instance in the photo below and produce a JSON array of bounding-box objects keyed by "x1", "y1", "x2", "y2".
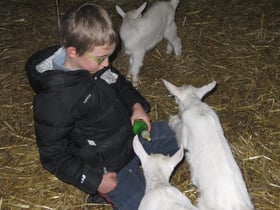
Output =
[{"x1": 116, "y1": 0, "x2": 182, "y2": 86}]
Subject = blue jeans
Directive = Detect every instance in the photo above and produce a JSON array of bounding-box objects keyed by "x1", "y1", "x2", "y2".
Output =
[{"x1": 106, "y1": 121, "x2": 179, "y2": 210}]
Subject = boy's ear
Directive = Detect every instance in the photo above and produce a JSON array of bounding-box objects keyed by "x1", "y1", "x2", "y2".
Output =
[{"x1": 66, "y1": 47, "x2": 78, "y2": 58}]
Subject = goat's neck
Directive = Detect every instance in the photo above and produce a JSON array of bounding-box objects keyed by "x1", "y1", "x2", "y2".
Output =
[{"x1": 145, "y1": 172, "x2": 169, "y2": 192}]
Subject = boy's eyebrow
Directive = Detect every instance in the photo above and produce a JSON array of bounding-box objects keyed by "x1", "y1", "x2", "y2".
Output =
[{"x1": 95, "y1": 50, "x2": 115, "y2": 57}]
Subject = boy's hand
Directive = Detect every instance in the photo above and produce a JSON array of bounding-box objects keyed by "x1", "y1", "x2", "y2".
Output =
[
  {"x1": 131, "y1": 103, "x2": 151, "y2": 131},
  {"x1": 98, "y1": 172, "x2": 118, "y2": 194}
]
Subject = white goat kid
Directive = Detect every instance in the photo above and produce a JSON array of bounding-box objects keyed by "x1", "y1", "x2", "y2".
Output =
[
  {"x1": 116, "y1": 0, "x2": 182, "y2": 86},
  {"x1": 132, "y1": 135, "x2": 197, "y2": 210},
  {"x1": 163, "y1": 79, "x2": 254, "y2": 210}
]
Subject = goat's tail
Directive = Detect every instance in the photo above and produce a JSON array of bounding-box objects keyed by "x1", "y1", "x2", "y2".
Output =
[{"x1": 170, "y1": 0, "x2": 180, "y2": 9}]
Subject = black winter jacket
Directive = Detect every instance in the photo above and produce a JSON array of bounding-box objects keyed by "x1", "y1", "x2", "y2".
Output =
[{"x1": 25, "y1": 45, "x2": 150, "y2": 195}]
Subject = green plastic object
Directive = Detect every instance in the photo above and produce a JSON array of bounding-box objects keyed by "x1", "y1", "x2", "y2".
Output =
[{"x1": 132, "y1": 119, "x2": 151, "y2": 141}]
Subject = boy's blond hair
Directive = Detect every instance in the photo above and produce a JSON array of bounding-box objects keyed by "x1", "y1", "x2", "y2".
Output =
[{"x1": 60, "y1": 2, "x2": 117, "y2": 55}]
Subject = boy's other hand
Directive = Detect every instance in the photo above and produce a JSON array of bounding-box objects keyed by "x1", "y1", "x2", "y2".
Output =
[{"x1": 98, "y1": 172, "x2": 118, "y2": 194}]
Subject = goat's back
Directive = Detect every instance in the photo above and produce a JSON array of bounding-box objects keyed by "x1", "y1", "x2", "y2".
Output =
[
  {"x1": 144, "y1": 2, "x2": 176, "y2": 20},
  {"x1": 119, "y1": 2, "x2": 177, "y2": 51},
  {"x1": 181, "y1": 102, "x2": 254, "y2": 210}
]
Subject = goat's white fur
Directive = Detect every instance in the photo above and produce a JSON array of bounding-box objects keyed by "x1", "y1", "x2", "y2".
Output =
[
  {"x1": 133, "y1": 135, "x2": 197, "y2": 210},
  {"x1": 116, "y1": 0, "x2": 182, "y2": 86},
  {"x1": 163, "y1": 79, "x2": 254, "y2": 210}
]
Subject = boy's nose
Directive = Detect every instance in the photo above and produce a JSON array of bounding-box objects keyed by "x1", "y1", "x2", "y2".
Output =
[{"x1": 100, "y1": 57, "x2": 109, "y2": 68}]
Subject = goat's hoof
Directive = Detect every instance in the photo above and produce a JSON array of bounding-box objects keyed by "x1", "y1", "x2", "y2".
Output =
[
  {"x1": 126, "y1": 74, "x2": 139, "y2": 88},
  {"x1": 132, "y1": 81, "x2": 139, "y2": 88},
  {"x1": 126, "y1": 73, "x2": 132, "y2": 80},
  {"x1": 175, "y1": 50, "x2": 182, "y2": 57},
  {"x1": 166, "y1": 50, "x2": 172, "y2": 54}
]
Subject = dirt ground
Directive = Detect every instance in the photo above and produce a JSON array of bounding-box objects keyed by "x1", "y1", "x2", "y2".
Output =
[{"x1": 0, "y1": 0, "x2": 279, "y2": 209}]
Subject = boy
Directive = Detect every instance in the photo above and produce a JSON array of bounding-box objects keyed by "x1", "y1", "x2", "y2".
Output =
[{"x1": 25, "y1": 2, "x2": 178, "y2": 210}]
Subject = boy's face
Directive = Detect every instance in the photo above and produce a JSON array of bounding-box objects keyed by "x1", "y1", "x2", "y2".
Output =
[{"x1": 65, "y1": 43, "x2": 116, "y2": 74}]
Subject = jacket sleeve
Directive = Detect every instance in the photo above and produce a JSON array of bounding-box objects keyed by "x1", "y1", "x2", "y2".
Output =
[
  {"x1": 110, "y1": 67, "x2": 151, "y2": 114},
  {"x1": 33, "y1": 93, "x2": 103, "y2": 195}
]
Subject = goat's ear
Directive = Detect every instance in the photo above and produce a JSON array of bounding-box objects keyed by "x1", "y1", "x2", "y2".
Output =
[
  {"x1": 133, "y1": 135, "x2": 148, "y2": 162},
  {"x1": 136, "y1": 2, "x2": 147, "y2": 15},
  {"x1": 196, "y1": 81, "x2": 216, "y2": 99},
  {"x1": 168, "y1": 145, "x2": 184, "y2": 168},
  {"x1": 115, "y1": 5, "x2": 126, "y2": 18},
  {"x1": 162, "y1": 79, "x2": 183, "y2": 99}
]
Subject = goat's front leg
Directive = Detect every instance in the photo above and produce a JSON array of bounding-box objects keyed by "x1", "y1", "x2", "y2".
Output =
[{"x1": 129, "y1": 51, "x2": 144, "y2": 87}]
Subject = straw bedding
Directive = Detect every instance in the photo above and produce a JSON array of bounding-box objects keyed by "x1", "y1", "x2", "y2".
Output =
[{"x1": 0, "y1": 0, "x2": 279, "y2": 209}]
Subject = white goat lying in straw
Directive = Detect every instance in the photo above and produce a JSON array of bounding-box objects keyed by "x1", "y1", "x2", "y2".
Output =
[
  {"x1": 133, "y1": 135, "x2": 197, "y2": 210},
  {"x1": 116, "y1": 0, "x2": 182, "y2": 86},
  {"x1": 163, "y1": 79, "x2": 254, "y2": 210}
]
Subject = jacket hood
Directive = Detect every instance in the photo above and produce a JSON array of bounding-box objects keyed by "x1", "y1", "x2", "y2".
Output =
[{"x1": 25, "y1": 45, "x2": 91, "y2": 94}]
